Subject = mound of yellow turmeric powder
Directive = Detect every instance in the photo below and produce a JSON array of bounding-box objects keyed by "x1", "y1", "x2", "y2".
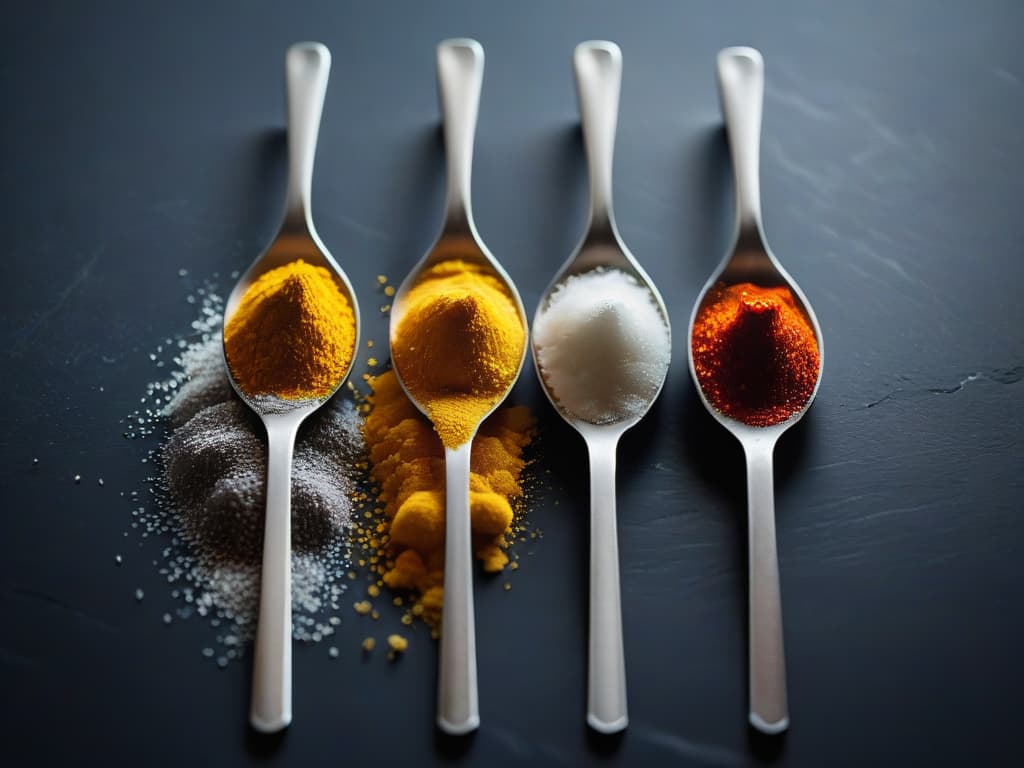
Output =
[
  {"x1": 390, "y1": 260, "x2": 525, "y2": 448},
  {"x1": 224, "y1": 259, "x2": 356, "y2": 400},
  {"x1": 361, "y1": 369, "x2": 535, "y2": 628}
]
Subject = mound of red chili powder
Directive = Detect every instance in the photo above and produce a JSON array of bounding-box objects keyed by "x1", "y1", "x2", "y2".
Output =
[{"x1": 691, "y1": 282, "x2": 820, "y2": 427}]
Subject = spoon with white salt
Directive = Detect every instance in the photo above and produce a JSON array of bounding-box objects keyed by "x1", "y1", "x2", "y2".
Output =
[
  {"x1": 223, "y1": 42, "x2": 360, "y2": 733},
  {"x1": 531, "y1": 40, "x2": 671, "y2": 734}
]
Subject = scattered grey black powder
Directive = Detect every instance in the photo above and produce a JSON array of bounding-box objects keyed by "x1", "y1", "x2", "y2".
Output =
[{"x1": 124, "y1": 280, "x2": 365, "y2": 662}]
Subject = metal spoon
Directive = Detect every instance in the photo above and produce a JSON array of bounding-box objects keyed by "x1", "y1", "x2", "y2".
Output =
[
  {"x1": 388, "y1": 38, "x2": 527, "y2": 736},
  {"x1": 531, "y1": 41, "x2": 670, "y2": 734},
  {"x1": 686, "y1": 47, "x2": 824, "y2": 736},
  {"x1": 222, "y1": 42, "x2": 360, "y2": 733}
]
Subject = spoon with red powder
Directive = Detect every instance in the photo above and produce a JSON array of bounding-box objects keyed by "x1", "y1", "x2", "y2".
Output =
[{"x1": 687, "y1": 47, "x2": 823, "y2": 736}]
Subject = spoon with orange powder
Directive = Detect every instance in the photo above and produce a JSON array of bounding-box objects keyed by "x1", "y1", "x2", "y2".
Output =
[
  {"x1": 222, "y1": 43, "x2": 360, "y2": 733},
  {"x1": 687, "y1": 47, "x2": 823, "y2": 735},
  {"x1": 389, "y1": 39, "x2": 527, "y2": 735}
]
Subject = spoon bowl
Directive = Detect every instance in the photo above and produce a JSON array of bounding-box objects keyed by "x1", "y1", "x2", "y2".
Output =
[
  {"x1": 687, "y1": 46, "x2": 823, "y2": 736},
  {"x1": 388, "y1": 39, "x2": 527, "y2": 736},
  {"x1": 530, "y1": 41, "x2": 670, "y2": 734},
  {"x1": 221, "y1": 42, "x2": 360, "y2": 733}
]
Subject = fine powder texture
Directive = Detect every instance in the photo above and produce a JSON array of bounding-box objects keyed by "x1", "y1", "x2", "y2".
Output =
[
  {"x1": 691, "y1": 281, "x2": 820, "y2": 427},
  {"x1": 164, "y1": 343, "x2": 363, "y2": 563},
  {"x1": 224, "y1": 259, "x2": 356, "y2": 400},
  {"x1": 357, "y1": 369, "x2": 536, "y2": 629},
  {"x1": 532, "y1": 268, "x2": 671, "y2": 425},
  {"x1": 390, "y1": 260, "x2": 525, "y2": 448},
  {"x1": 159, "y1": 334, "x2": 364, "y2": 644}
]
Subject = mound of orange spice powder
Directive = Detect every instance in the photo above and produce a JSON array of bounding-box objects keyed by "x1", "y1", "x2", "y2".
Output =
[
  {"x1": 224, "y1": 260, "x2": 356, "y2": 400},
  {"x1": 691, "y1": 282, "x2": 820, "y2": 427},
  {"x1": 357, "y1": 369, "x2": 536, "y2": 629}
]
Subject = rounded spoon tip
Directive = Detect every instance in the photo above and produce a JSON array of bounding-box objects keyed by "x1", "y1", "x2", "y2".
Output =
[
  {"x1": 438, "y1": 38, "x2": 483, "y2": 56},
  {"x1": 250, "y1": 710, "x2": 292, "y2": 734},
  {"x1": 437, "y1": 714, "x2": 481, "y2": 736},
  {"x1": 289, "y1": 40, "x2": 330, "y2": 57},
  {"x1": 749, "y1": 712, "x2": 789, "y2": 735},
  {"x1": 718, "y1": 46, "x2": 763, "y2": 64},
  {"x1": 587, "y1": 712, "x2": 628, "y2": 735},
  {"x1": 576, "y1": 39, "x2": 622, "y2": 57}
]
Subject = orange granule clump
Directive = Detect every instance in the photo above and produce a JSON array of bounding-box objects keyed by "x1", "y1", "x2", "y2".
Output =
[
  {"x1": 361, "y1": 369, "x2": 535, "y2": 627},
  {"x1": 224, "y1": 260, "x2": 356, "y2": 400}
]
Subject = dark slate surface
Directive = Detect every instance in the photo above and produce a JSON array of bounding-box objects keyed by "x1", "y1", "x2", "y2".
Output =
[{"x1": 2, "y1": 1, "x2": 1022, "y2": 765}]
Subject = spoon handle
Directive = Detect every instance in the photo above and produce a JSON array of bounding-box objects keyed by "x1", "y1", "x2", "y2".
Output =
[
  {"x1": 438, "y1": 442, "x2": 480, "y2": 734},
  {"x1": 585, "y1": 433, "x2": 628, "y2": 733},
  {"x1": 437, "y1": 39, "x2": 484, "y2": 231},
  {"x1": 744, "y1": 439, "x2": 789, "y2": 734},
  {"x1": 717, "y1": 47, "x2": 764, "y2": 238},
  {"x1": 250, "y1": 416, "x2": 301, "y2": 733},
  {"x1": 284, "y1": 42, "x2": 331, "y2": 227},
  {"x1": 574, "y1": 41, "x2": 622, "y2": 233}
]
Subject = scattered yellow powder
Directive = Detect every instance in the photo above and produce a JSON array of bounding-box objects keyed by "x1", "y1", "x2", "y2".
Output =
[
  {"x1": 367, "y1": 584, "x2": 380, "y2": 598},
  {"x1": 388, "y1": 634, "x2": 409, "y2": 653},
  {"x1": 224, "y1": 259, "x2": 356, "y2": 400},
  {"x1": 358, "y1": 368, "x2": 536, "y2": 629},
  {"x1": 390, "y1": 260, "x2": 526, "y2": 448},
  {"x1": 362, "y1": 637, "x2": 376, "y2": 652},
  {"x1": 353, "y1": 600, "x2": 372, "y2": 616}
]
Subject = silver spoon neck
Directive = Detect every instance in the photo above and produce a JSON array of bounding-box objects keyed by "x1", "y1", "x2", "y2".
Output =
[
  {"x1": 587, "y1": 204, "x2": 618, "y2": 240},
  {"x1": 442, "y1": 198, "x2": 477, "y2": 235},
  {"x1": 574, "y1": 41, "x2": 623, "y2": 250},
  {"x1": 437, "y1": 39, "x2": 484, "y2": 245},
  {"x1": 718, "y1": 47, "x2": 766, "y2": 243},
  {"x1": 283, "y1": 42, "x2": 330, "y2": 233}
]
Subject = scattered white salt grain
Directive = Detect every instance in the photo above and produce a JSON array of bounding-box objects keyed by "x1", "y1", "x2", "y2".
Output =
[
  {"x1": 135, "y1": 589, "x2": 144, "y2": 601},
  {"x1": 120, "y1": 284, "x2": 364, "y2": 662}
]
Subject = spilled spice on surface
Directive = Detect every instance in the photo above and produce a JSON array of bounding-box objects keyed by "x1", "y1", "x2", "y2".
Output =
[{"x1": 355, "y1": 369, "x2": 536, "y2": 630}]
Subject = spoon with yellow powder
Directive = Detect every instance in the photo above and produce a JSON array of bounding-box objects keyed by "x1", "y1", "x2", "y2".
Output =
[
  {"x1": 389, "y1": 39, "x2": 527, "y2": 735},
  {"x1": 222, "y1": 42, "x2": 360, "y2": 733}
]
